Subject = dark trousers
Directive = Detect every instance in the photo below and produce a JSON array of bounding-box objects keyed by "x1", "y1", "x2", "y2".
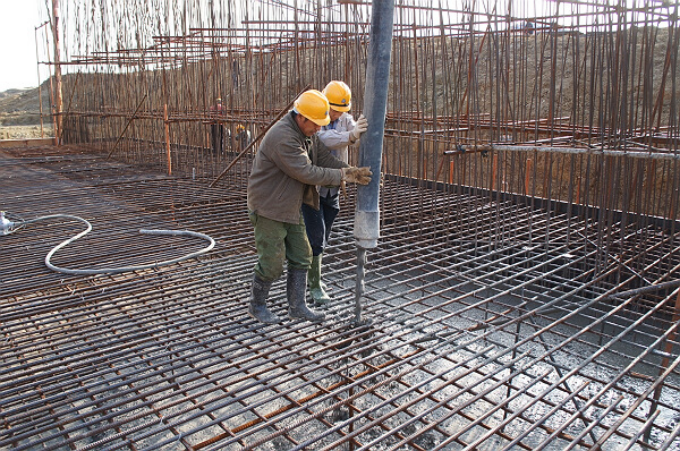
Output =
[
  {"x1": 211, "y1": 124, "x2": 224, "y2": 154},
  {"x1": 301, "y1": 191, "x2": 340, "y2": 256}
]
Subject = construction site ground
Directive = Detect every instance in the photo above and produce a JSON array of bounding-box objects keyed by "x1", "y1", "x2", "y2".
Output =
[{"x1": 3, "y1": 144, "x2": 680, "y2": 450}]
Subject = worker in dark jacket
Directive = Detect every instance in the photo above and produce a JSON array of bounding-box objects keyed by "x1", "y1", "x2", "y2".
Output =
[
  {"x1": 210, "y1": 97, "x2": 226, "y2": 154},
  {"x1": 246, "y1": 89, "x2": 372, "y2": 324}
]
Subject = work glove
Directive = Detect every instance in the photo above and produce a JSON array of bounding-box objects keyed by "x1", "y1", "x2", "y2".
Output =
[
  {"x1": 341, "y1": 166, "x2": 372, "y2": 185},
  {"x1": 349, "y1": 114, "x2": 368, "y2": 143}
]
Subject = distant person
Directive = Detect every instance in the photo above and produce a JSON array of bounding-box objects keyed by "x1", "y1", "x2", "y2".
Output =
[
  {"x1": 210, "y1": 97, "x2": 226, "y2": 154},
  {"x1": 525, "y1": 20, "x2": 535, "y2": 35},
  {"x1": 235, "y1": 124, "x2": 253, "y2": 150},
  {"x1": 246, "y1": 89, "x2": 372, "y2": 324},
  {"x1": 302, "y1": 80, "x2": 368, "y2": 306},
  {"x1": 232, "y1": 59, "x2": 240, "y2": 88}
]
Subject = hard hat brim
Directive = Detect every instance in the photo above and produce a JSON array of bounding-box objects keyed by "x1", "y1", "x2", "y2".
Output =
[
  {"x1": 294, "y1": 107, "x2": 331, "y2": 126},
  {"x1": 330, "y1": 103, "x2": 351, "y2": 112}
]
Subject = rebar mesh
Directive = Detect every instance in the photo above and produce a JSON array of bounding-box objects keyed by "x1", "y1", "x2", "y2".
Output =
[
  {"x1": 2, "y1": 145, "x2": 680, "y2": 450},
  {"x1": 6, "y1": 0, "x2": 680, "y2": 449}
]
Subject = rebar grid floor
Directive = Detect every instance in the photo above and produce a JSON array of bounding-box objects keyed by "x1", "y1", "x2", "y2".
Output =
[{"x1": 2, "y1": 146, "x2": 680, "y2": 451}]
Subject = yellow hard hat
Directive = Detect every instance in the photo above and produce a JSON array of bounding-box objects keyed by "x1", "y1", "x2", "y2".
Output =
[
  {"x1": 323, "y1": 80, "x2": 351, "y2": 112},
  {"x1": 294, "y1": 90, "x2": 331, "y2": 126}
]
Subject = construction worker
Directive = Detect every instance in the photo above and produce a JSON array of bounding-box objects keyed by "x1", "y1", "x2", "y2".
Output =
[
  {"x1": 210, "y1": 97, "x2": 226, "y2": 154},
  {"x1": 301, "y1": 80, "x2": 368, "y2": 306},
  {"x1": 235, "y1": 124, "x2": 253, "y2": 150},
  {"x1": 246, "y1": 89, "x2": 372, "y2": 324}
]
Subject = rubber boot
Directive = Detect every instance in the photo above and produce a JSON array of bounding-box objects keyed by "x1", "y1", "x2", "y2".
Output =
[
  {"x1": 288, "y1": 268, "x2": 326, "y2": 322},
  {"x1": 247, "y1": 274, "x2": 282, "y2": 324},
  {"x1": 308, "y1": 254, "x2": 331, "y2": 306}
]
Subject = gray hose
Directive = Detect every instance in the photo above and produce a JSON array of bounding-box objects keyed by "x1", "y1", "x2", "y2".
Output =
[{"x1": 10, "y1": 214, "x2": 215, "y2": 275}]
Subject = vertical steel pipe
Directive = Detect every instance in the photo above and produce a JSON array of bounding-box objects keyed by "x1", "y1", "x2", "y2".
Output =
[
  {"x1": 353, "y1": 0, "x2": 395, "y2": 324},
  {"x1": 354, "y1": 0, "x2": 395, "y2": 250}
]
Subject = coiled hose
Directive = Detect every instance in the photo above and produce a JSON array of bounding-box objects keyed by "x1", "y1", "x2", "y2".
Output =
[{"x1": 3, "y1": 213, "x2": 215, "y2": 275}]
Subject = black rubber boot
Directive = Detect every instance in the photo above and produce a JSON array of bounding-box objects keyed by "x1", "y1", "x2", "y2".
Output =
[
  {"x1": 288, "y1": 268, "x2": 326, "y2": 322},
  {"x1": 247, "y1": 274, "x2": 282, "y2": 324}
]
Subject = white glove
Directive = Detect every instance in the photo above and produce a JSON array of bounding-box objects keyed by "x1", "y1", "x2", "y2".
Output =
[
  {"x1": 341, "y1": 166, "x2": 372, "y2": 185},
  {"x1": 350, "y1": 114, "x2": 368, "y2": 143}
]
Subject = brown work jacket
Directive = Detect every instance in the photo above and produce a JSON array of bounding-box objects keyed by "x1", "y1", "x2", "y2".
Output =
[{"x1": 247, "y1": 112, "x2": 349, "y2": 224}]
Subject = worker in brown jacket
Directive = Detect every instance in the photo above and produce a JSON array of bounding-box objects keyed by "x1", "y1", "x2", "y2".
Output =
[{"x1": 246, "y1": 89, "x2": 372, "y2": 324}]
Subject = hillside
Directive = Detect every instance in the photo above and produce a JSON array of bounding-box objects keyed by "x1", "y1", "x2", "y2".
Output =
[{"x1": 0, "y1": 82, "x2": 53, "y2": 139}]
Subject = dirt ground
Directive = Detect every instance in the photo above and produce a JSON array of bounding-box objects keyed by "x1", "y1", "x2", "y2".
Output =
[{"x1": 0, "y1": 124, "x2": 53, "y2": 140}]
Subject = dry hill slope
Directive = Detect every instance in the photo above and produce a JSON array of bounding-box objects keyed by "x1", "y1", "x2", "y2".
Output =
[{"x1": 0, "y1": 82, "x2": 53, "y2": 139}]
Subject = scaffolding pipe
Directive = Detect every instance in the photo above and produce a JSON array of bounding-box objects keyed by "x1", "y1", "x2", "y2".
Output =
[{"x1": 444, "y1": 144, "x2": 680, "y2": 161}]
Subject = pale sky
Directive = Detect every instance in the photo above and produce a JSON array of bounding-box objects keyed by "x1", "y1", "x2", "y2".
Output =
[
  {"x1": 0, "y1": 0, "x2": 46, "y2": 92},
  {"x1": 0, "y1": 0, "x2": 542, "y2": 95},
  {"x1": 0, "y1": 0, "x2": 668, "y2": 93}
]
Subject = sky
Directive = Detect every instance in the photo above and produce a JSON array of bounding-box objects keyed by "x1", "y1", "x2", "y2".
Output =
[
  {"x1": 0, "y1": 0, "x2": 544, "y2": 95},
  {"x1": 0, "y1": 0, "x2": 46, "y2": 92},
  {"x1": 0, "y1": 0, "x2": 669, "y2": 94}
]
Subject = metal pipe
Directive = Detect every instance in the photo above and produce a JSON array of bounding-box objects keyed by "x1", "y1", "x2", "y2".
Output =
[
  {"x1": 352, "y1": 0, "x2": 395, "y2": 325},
  {"x1": 354, "y1": 0, "x2": 395, "y2": 250},
  {"x1": 444, "y1": 144, "x2": 680, "y2": 161}
]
